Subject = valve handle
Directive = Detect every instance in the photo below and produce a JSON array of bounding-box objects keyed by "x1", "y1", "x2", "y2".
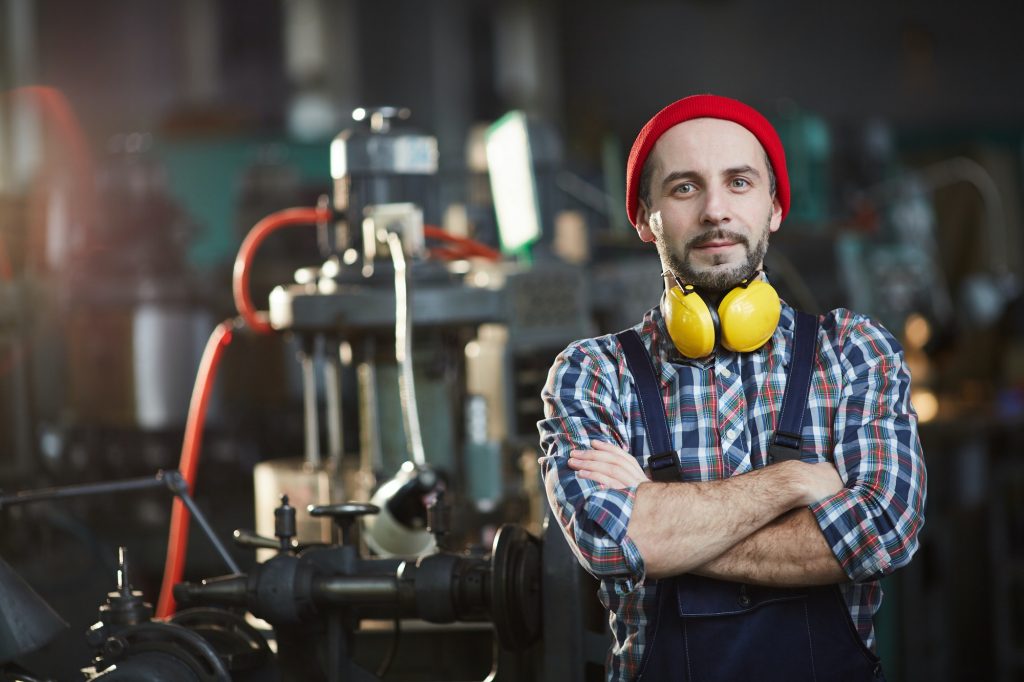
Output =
[{"x1": 308, "y1": 502, "x2": 380, "y2": 545}]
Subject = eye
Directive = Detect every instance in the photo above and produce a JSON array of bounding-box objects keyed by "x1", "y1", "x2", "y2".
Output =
[
  {"x1": 672, "y1": 182, "x2": 696, "y2": 194},
  {"x1": 730, "y1": 178, "x2": 751, "y2": 189}
]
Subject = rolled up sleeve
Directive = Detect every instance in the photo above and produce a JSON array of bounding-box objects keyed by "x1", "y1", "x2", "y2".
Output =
[
  {"x1": 811, "y1": 318, "x2": 927, "y2": 582},
  {"x1": 537, "y1": 341, "x2": 646, "y2": 585}
]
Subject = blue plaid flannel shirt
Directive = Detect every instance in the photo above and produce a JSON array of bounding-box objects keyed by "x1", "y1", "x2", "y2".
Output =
[{"x1": 538, "y1": 301, "x2": 927, "y2": 681}]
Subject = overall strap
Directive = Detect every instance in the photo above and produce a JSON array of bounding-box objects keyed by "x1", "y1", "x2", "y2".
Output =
[
  {"x1": 616, "y1": 330, "x2": 682, "y2": 482},
  {"x1": 768, "y1": 310, "x2": 820, "y2": 463}
]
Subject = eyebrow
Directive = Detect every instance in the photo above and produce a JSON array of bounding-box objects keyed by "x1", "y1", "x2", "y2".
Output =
[
  {"x1": 725, "y1": 165, "x2": 762, "y2": 179},
  {"x1": 660, "y1": 170, "x2": 702, "y2": 188},
  {"x1": 660, "y1": 165, "x2": 762, "y2": 188}
]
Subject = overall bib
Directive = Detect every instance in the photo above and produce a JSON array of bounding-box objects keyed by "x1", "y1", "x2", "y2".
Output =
[{"x1": 616, "y1": 313, "x2": 885, "y2": 682}]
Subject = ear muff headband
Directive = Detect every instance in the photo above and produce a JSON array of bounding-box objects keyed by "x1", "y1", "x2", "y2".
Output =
[{"x1": 664, "y1": 275, "x2": 782, "y2": 358}]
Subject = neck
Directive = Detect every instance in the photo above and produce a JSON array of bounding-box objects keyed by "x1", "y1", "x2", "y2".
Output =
[
  {"x1": 662, "y1": 268, "x2": 767, "y2": 297},
  {"x1": 661, "y1": 273, "x2": 728, "y2": 306}
]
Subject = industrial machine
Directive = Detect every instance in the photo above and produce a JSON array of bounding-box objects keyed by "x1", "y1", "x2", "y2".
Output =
[{"x1": 0, "y1": 105, "x2": 608, "y2": 681}]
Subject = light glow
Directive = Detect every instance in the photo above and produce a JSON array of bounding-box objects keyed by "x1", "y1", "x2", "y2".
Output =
[
  {"x1": 904, "y1": 314, "x2": 931, "y2": 350},
  {"x1": 911, "y1": 389, "x2": 939, "y2": 423}
]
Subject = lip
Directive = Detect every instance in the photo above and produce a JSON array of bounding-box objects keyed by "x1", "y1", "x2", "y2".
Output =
[{"x1": 695, "y1": 241, "x2": 738, "y2": 250}]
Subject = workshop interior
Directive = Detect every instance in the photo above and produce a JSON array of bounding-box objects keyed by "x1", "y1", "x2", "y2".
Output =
[{"x1": 0, "y1": 1, "x2": 1023, "y2": 680}]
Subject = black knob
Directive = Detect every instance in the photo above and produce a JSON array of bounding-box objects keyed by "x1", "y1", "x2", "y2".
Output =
[
  {"x1": 308, "y1": 502, "x2": 379, "y2": 545},
  {"x1": 274, "y1": 495, "x2": 297, "y2": 552}
]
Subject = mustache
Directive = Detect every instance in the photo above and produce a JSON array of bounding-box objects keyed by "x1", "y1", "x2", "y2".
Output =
[{"x1": 685, "y1": 229, "x2": 750, "y2": 250}]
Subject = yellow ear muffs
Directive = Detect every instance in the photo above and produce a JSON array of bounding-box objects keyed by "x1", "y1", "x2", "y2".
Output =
[
  {"x1": 718, "y1": 279, "x2": 782, "y2": 352},
  {"x1": 664, "y1": 283, "x2": 717, "y2": 359}
]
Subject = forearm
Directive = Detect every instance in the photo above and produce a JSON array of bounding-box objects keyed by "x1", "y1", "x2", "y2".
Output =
[
  {"x1": 628, "y1": 461, "x2": 809, "y2": 579},
  {"x1": 692, "y1": 508, "x2": 847, "y2": 587}
]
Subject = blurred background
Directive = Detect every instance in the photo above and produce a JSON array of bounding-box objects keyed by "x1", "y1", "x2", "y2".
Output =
[{"x1": 0, "y1": 0, "x2": 1023, "y2": 680}]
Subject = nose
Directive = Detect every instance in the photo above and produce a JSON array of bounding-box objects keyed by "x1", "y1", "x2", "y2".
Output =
[{"x1": 700, "y1": 185, "x2": 730, "y2": 226}]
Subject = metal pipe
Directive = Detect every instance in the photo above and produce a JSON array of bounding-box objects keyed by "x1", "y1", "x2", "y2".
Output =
[
  {"x1": 168, "y1": 473, "x2": 242, "y2": 575},
  {"x1": 299, "y1": 340, "x2": 322, "y2": 468},
  {"x1": 173, "y1": 574, "x2": 249, "y2": 606},
  {"x1": 312, "y1": 574, "x2": 411, "y2": 605},
  {"x1": 324, "y1": 341, "x2": 344, "y2": 470},
  {"x1": 357, "y1": 340, "x2": 383, "y2": 476},
  {"x1": 0, "y1": 470, "x2": 240, "y2": 577},
  {"x1": 0, "y1": 475, "x2": 166, "y2": 509}
]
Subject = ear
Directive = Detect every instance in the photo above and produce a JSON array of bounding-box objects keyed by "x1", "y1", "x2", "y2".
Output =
[
  {"x1": 768, "y1": 196, "x2": 783, "y2": 233},
  {"x1": 635, "y1": 201, "x2": 657, "y2": 243}
]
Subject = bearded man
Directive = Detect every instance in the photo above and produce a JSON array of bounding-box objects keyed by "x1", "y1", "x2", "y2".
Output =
[{"x1": 538, "y1": 95, "x2": 926, "y2": 682}]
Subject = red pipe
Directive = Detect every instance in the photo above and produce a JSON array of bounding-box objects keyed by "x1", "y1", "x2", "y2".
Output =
[
  {"x1": 156, "y1": 320, "x2": 234, "y2": 617},
  {"x1": 232, "y1": 207, "x2": 330, "y2": 335}
]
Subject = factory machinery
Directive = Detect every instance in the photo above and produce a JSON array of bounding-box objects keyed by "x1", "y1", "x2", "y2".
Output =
[{"x1": 0, "y1": 106, "x2": 610, "y2": 681}]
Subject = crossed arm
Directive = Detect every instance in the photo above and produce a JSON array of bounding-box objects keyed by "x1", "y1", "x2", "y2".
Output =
[
  {"x1": 541, "y1": 320, "x2": 926, "y2": 589},
  {"x1": 569, "y1": 441, "x2": 848, "y2": 584}
]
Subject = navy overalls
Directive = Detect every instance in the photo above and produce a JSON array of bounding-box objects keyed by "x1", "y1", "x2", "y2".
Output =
[{"x1": 616, "y1": 312, "x2": 885, "y2": 682}]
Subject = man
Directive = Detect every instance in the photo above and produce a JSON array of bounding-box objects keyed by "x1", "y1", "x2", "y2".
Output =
[{"x1": 538, "y1": 95, "x2": 926, "y2": 681}]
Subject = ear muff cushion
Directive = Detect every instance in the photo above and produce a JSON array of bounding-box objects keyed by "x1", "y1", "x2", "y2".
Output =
[
  {"x1": 718, "y1": 280, "x2": 782, "y2": 352},
  {"x1": 665, "y1": 285, "x2": 716, "y2": 358}
]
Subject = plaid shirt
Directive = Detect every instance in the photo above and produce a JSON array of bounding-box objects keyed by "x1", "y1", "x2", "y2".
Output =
[{"x1": 538, "y1": 301, "x2": 927, "y2": 682}]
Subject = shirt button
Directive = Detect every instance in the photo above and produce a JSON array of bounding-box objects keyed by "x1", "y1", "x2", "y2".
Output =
[
  {"x1": 718, "y1": 365, "x2": 732, "y2": 378},
  {"x1": 726, "y1": 428, "x2": 738, "y2": 440}
]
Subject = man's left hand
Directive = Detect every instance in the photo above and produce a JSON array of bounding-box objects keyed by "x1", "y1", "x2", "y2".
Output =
[{"x1": 568, "y1": 440, "x2": 650, "y2": 489}]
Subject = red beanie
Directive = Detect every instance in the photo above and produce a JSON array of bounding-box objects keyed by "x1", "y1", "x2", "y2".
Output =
[{"x1": 625, "y1": 94, "x2": 789, "y2": 226}]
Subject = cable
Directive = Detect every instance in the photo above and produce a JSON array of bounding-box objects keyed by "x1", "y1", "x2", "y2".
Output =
[
  {"x1": 156, "y1": 320, "x2": 235, "y2": 618},
  {"x1": 232, "y1": 206, "x2": 330, "y2": 335},
  {"x1": 387, "y1": 231, "x2": 426, "y2": 467},
  {"x1": 423, "y1": 225, "x2": 501, "y2": 262}
]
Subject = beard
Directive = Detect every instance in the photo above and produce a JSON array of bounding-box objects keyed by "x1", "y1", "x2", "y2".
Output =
[{"x1": 656, "y1": 211, "x2": 772, "y2": 292}]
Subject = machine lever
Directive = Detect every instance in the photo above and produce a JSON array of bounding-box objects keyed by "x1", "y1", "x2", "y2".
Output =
[{"x1": 232, "y1": 529, "x2": 298, "y2": 551}]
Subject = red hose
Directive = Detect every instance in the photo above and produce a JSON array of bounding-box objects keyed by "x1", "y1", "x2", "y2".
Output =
[
  {"x1": 232, "y1": 207, "x2": 330, "y2": 335},
  {"x1": 156, "y1": 320, "x2": 234, "y2": 617},
  {"x1": 157, "y1": 206, "x2": 327, "y2": 617},
  {"x1": 424, "y1": 225, "x2": 501, "y2": 261}
]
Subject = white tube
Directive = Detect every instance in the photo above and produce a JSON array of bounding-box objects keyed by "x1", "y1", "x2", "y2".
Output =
[{"x1": 387, "y1": 231, "x2": 426, "y2": 467}]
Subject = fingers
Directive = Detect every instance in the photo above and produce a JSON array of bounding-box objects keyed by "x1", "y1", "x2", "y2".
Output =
[
  {"x1": 576, "y1": 469, "x2": 632, "y2": 489},
  {"x1": 568, "y1": 456, "x2": 636, "y2": 481},
  {"x1": 572, "y1": 464, "x2": 636, "y2": 489},
  {"x1": 572, "y1": 444, "x2": 646, "y2": 474},
  {"x1": 590, "y1": 440, "x2": 630, "y2": 456},
  {"x1": 569, "y1": 441, "x2": 648, "y2": 488},
  {"x1": 572, "y1": 441, "x2": 633, "y2": 465}
]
